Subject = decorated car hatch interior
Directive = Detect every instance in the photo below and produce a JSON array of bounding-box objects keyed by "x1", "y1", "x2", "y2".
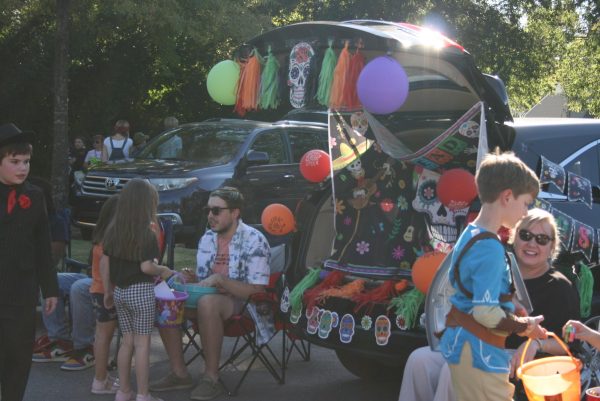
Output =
[{"x1": 205, "y1": 20, "x2": 598, "y2": 348}]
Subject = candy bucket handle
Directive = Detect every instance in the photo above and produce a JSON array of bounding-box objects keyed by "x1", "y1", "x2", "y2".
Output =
[{"x1": 520, "y1": 332, "x2": 577, "y2": 369}]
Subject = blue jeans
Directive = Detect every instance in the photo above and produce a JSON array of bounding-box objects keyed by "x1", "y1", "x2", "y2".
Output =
[{"x1": 42, "y1": 273, "x2": 95, "y2": 349}]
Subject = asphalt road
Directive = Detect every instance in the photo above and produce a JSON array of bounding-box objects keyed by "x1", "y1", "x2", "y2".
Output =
[{"x1": 24, "y1": 329, "x2": 401, "y2": 401}]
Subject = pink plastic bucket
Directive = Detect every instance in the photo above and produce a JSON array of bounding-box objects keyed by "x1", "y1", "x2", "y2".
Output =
[{"x1": 155, "y1": 291, "x2": 189, "y2": 328}]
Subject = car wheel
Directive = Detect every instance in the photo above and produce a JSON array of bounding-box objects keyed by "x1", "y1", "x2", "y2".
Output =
[
  {"x1": 335, "y1": 349, "x2": 404, "y2": 381},
  {"x1": 80, "y1": 227, "x2": 93, "y2": 241}
]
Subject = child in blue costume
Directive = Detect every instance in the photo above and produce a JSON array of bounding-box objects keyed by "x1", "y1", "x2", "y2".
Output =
[{"x1": 439, "y1": 151, "x2": 547, "y2": 401}]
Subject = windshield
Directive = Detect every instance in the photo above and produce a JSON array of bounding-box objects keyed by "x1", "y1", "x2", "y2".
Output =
[{"x1": 137, "y1": 125, "x2": 250, "y2": 165}]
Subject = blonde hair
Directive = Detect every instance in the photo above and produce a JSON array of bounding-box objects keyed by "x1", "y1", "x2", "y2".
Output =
[
  {"x1": 509, "y1": 208, "x2": 560, "y2": 258},
  {"x1": 476, "y1": 150, "x2": 539, "y2": 203}
]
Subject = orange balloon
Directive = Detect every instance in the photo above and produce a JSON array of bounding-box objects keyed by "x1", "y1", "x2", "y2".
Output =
[
  {"x1": 411, "y1": 252, "x2": 447, "y2": 294},
  {"x1": 261, "y1": 203, "x2": 295, "y2": 236}
]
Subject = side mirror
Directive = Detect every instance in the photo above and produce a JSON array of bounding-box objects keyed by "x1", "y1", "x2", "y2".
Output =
[{"x1": 246, "y1": 150, "x2": 269, "y2": 165}]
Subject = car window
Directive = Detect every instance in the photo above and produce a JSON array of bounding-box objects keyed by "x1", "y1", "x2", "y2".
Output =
[
  {"x1": 249, "y1": 131, "x2": 286, "y2": 164},
  {"x1": 563, "y1": 144, "x2": 600, "y2": 185},
  {"x1": 138, "y1": 125, "x2": 250, "y2": 165},
  {"x1": 288, "y1": 130, "x2": 329, "y2": 163}
]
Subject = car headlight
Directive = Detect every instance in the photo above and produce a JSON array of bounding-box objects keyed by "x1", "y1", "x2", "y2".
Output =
[{"x1": 147, "y1": 177, "x2": 198, "y2": 191}]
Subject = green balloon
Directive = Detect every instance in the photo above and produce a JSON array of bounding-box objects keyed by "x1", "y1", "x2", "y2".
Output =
[{"x1": 206, "y1": 60, "x2": 240, "y2": 106}]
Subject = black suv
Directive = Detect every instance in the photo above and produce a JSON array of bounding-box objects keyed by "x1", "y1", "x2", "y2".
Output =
[{"x1": 71, "y1": 119, "x2": 328, "y2": 244}]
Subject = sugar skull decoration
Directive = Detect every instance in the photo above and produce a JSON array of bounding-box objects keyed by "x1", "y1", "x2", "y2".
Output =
[
  {"x1": 289, "y1": 303, "x2": 302, "y2": 324},
  {"x1": 331, "y1": 311, "x2": 339, "y2": 328},
  {"x1": 458, "y1": 120, "x2": 480, "y2": 138},
  {"x1": 412, "y1": 168, "x2": 469, "y2": 249},
  {"x1": 280, "y1": 286, "x2": 290, "y2": 313},
  {"x1": 318, "y1": 310, "x2": 334, "y2": 339},
  {"x1": 350, "y1": 111, "x2": 369, "y2": 136},
  {"x1": 306, "y1": 306, "x2": 320, "y2": 335},
  {"x1": 374, "y1": 315, "x2": 391, "y2": 346},
  {"x1": 339, "y1": 314, "x2": 356, "y2": 344},
  {"x1": 288, "y1": 42, "x2": 315, "y2": 109}
]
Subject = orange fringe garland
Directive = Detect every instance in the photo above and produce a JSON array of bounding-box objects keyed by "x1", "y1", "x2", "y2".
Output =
[
  {"x1": 315, "y1": 279, "x2": 366, "y2": 304},
  {"x1": 303, "y1": 270, "x2": 346, "y2": 311},
  {"x1": 329, "y1": 41, "x2": 350, "y2": 110},
  {"x1": 352, "y1": 280, "x2": 397, "y2": 315},
  {"x1": 343, "y1": 46, "x2": 365, "y2": 110},
  {"x1": 234, "y1": 49, "x2": 261, "y2": 116}
]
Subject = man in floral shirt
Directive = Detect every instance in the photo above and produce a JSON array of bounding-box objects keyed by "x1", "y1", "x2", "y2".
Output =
[{"x1": 151, "y1": 187, "x2": 270, "y2": 401}]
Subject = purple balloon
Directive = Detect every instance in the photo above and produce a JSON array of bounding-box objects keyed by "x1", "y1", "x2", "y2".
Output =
[{"x1": 357, "y1": 56, "x2": 409, "y2": 115}]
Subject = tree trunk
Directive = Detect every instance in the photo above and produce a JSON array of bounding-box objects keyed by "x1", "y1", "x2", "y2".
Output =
[{"x1": 51, "y1": 0, "x2": 70, "y2": 210}]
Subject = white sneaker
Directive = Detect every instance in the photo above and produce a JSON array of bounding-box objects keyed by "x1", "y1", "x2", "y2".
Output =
[{"x1": 91, "y1": 375, "x2": 120, "y2": 394}]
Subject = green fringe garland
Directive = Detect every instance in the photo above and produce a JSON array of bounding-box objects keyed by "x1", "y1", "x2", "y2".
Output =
[
  {"x1": 579, "y1": 261, "x2": 594, "y2": 318},
  {"x1": 316, "y1": 40, "x2": 337, "y2": 106},
  {"x1": 388, "y1": 288, "x2": 425, "y2": 330},
  {"x1": 289, "y1": 267, "x2": 321, "y2": 314},
  {"x1": 259, "y1": 47, "x2": 280, "y2": 109}
]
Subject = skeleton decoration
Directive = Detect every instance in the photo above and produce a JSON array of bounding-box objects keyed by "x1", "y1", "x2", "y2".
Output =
[
  {"x1": 288, "y1": 42, "x2": 315, "y2": 109},
  {"x1": 306, "y1": 306, "x2": 320, "y2": 335},
  {"x1": 280, "y1": 287, "x2": 290, "y2": 313},
  {"x1": 318, "y1": 310, "x2": 334, "y2": 339},
  {"x1": 339, "y1": 314, "x2": 356, "y2": 344},
  {"x1": 374, "y1": 315, "x2": 391, "y2": 346},
  {"x1": 412, "y1": 167, "x2": 469, "y2": 249}
]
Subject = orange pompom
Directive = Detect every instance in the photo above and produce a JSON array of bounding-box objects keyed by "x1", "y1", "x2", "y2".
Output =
[
  {"x1": 411, "y1": 252, "x2": 447, "y2": 294},
  {"x1": 261, "y1": 203, "x2": 295, "y2": 236}
]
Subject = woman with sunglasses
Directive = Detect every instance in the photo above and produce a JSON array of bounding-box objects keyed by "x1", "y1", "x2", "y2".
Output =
[{"x1": 399, "y1": 208, "x2": 580, "y2": 401}]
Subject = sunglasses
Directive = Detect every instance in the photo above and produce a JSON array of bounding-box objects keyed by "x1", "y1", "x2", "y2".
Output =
[
  {"x1": 203, "y1": 206, "x2": 231, "y2": 216},
  {"x1": 518, "y1": 229, "x2": 554, "y2": 246}
]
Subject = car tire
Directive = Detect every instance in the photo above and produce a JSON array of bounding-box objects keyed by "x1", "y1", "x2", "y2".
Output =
[
  {"x1": 335, "y1": 349, "x2": 405, "y2": 381},
  {"x1": 80, "y1": 227, "x2": 93, "y2": 241}
]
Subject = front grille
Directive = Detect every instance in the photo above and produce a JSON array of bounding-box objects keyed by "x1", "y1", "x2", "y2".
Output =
[{"x1": 81, "y1": 175, "x2": 130, "y2": 197}]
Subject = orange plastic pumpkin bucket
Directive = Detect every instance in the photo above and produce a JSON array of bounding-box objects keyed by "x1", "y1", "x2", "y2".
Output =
[{"x1": 516, "y1": 332, "x2": 582, "y2": 401}]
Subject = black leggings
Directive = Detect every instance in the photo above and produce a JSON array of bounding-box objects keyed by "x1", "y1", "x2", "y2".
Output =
[{"x1": 0, "y1": 308, "x2": 35, "y2": 401}]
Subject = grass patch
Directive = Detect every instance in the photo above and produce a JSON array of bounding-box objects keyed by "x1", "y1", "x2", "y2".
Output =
[{"x1": 68, "y1": 239, "x2": 197, "y2": 271}]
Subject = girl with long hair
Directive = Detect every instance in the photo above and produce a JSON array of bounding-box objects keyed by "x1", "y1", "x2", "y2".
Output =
[{"x1": 102, "y1": 179, "x2": 173, "y2": 401}]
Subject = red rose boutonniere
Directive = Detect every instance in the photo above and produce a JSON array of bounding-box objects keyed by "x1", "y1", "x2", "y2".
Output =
[{"x1": 18, "y1": 194, "x2": 31, "y2": 209}]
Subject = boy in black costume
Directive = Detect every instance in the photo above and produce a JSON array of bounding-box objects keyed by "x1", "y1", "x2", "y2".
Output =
[{"x1": 0, "y1": 123, "x2": 59, "y2": 401}]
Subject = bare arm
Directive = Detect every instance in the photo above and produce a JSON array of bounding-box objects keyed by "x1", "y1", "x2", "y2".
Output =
[
  {"x1": 199, "y1": 274, "x2": 264, "y2": 300},
  {"x1": 140, "y1": 260, "x2": 173, "y2": 280}
]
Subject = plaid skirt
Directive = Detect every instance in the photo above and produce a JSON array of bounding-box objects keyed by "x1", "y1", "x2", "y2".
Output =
[{"x1": 114, "y1": 282, "x2": 155, "y2": 335}]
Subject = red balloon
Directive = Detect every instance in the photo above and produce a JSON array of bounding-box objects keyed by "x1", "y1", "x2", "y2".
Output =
[
  {"x1": 299, "y1": 149, "x2": 331, "y2": 183},
  {"x1": 411, "y1": 252, "x2": 447, "y2": 294},
  {"x1": 261, "y1": 203, "x2": 295, "y2": 236},
  {"x1": 437, "y1": 169, "x2": 477, "y2": 211}
]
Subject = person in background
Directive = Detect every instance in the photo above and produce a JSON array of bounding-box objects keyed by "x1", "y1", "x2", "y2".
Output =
[
  {"x1": 157, "y1": 116, "x2": 181, "y2": 159},
  {"x1": 69, "y1": 137, "x2": 87, "y2": 172},
  {"x1": 0, "y1": 123, "x2": 58, "y2": 401},
  {"x1": 102, "y1": 120, "x2": 133, "y2": 163},
  {"x1": 399, "y1": 208, "x2": 580, "y2": 401},
  {"x1": 102, "y1": 179, "x2": 174, "y2": 401},
  {"x1": 84, "y1": 134, "x2": 104, "y2": 170},
  {"x1": 130, "y1": 132, "x2": 149, "y2": 157}
]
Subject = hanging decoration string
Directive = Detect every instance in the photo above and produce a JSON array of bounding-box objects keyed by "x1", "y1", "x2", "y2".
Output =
[
  {"x1": 289, "y1": 267, "x2": 321, "y2": 315},
  {"x1": 388, "y1": 288, "x2": 425, "y2": 330},
  {"x1": 259, "y1": 46, "x2": 280, "y2": 110},
  {"x1": 329, "y1": 41, "x2": 350, "y2": 110},
  {"x1": 303, "y1": 270, "x2": 347, "y2": 311},
  {"x1": 578, "y1": 261, "x2": 594, "y2": 318},
  {"x1": 316, "y1": 39, "x2": 337, "y2": 106},
  {"x1": 343, "y1": 40, "x2": 365, "y2": 110},
  {"x1": 315, "y1": 279, "x2": 366, "y2": 304},
  {"x1": 234, "y1": 48, "x2": 262, "y2": 116},
  {"x1": 352, "y1": 280, "x2": 396, "y2": 315}
]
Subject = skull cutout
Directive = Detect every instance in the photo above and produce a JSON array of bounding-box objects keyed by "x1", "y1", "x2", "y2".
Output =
[
  {"x1": 458, "y1": 120, "x2": 480, "y2": 138},
  {"x1": 350, "y1": 111, "x2": 369, "y2": 136},
  {"x1": 280, "y1": 287, "x2": 290, "y2": 313},
  {"x1": 306, "y1": 306, "x2": 320, "y2": 335},
  {"x1": 318, "y1": 310, "x2": 333, "y2": 339},
  {"x1": 412, "y1": 168, "x2": 468, "y2": 247},
  {"x1": 288, "y1": 42, "x2": 315, "y2": 109},
  {"x1": 374, "y1": 315, "x2": 391, "y2": 346},
  {"x1": 289, "y1": 303, "x2": 302, "y2": 324},
  {"x1": 339, "y1": 314, "x2": 355, "y2": 344}
]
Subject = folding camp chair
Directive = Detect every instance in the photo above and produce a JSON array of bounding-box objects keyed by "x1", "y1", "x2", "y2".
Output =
[{"x1": 181, "y1": 241, "x2": 310, "y2": 395}]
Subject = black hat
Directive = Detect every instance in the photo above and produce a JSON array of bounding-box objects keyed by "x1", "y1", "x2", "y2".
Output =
[{"x1": 0, "y1": 123, "x2": 34, "y2": 147}]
